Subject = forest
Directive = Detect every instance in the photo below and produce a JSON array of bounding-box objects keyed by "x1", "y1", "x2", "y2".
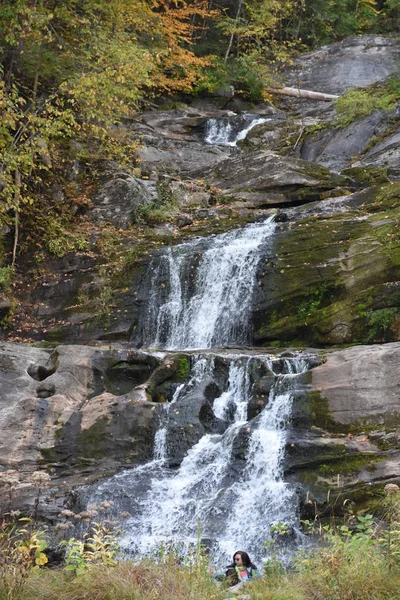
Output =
[{"x1": 0, "y1": 0, "x2": 399, "y2": 286}]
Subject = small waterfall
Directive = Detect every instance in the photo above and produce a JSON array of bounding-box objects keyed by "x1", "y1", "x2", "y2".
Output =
[
  {"x1": 139, "y1": 216, "x2": 275, "y2": 349},
  {"x1": 204, "y1": 114, "x2": 270, "y2": 146},
  {"x1": 88, "y1": 352, "x2": 314, "y2": 569},
  {"x1": 153, "y1": 383, "x2": 184, "y2": 461}
]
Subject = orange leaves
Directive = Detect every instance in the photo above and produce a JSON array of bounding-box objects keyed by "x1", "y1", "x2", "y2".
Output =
[{"x1": 147, "y1": 0, "x2": 217, "y2": 93}]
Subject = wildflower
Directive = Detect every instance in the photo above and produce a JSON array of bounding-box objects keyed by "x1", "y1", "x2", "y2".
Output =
[
  {"x1": 30, "y1": 471, "x2": 51, "y2": 486},
  {"x1": 55, "y1": 522, "x2": 75, "y2": 531},
  {"x1": 58, "y1": 509, "x2": 76, "y2": 518},
  {"x1": 78, "y1": 511, "x2": 93, "y2": 521}
]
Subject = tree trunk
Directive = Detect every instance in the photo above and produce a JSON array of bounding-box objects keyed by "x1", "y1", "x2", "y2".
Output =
[
  {"x1": 265, "y1": 86, "x2": 339, "y2": 101},
  {"x1": 12, "y1": 168, "x2": 21, "y2": 268},
  {"x1": 224, "y1": 0, "x2": 243, "y2": 63}
]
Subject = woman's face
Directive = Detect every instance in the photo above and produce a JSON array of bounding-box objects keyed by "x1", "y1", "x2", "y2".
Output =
[{"x1": 234, "y1": 553, "x2": 243, "y2": 567}]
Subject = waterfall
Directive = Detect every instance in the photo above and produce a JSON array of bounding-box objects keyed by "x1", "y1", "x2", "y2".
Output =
[
  {"x1": 204, "y1": 114, "x2": 270, "y2": 146},
  {"x1": 88, "y1": 353, "x2": 314, "y2": 569},
  {"x1": 139, "y1": 216, "x2": 276, "y2": 349},
  {"x1": 87, "y1": 184, "x2": 316, "y2": 571}
]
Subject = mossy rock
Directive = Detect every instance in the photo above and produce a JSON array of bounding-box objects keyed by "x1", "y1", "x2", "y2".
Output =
[{"x1": 253, "y1": 182, "x2": 400, "y2": 346}]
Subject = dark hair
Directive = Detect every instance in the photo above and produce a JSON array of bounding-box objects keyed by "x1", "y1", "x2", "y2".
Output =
[{"x1": 231, "y1": 550, "x2": 256, "y2": 570}]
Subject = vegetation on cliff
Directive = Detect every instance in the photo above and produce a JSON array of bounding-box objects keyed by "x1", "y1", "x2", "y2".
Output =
[{"x1": 0, "y1": 0, "x2": 399, "y2": 338}]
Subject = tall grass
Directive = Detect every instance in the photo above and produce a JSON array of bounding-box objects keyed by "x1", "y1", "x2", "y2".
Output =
[{"x1": 2, "y1": 486, "x2": 400, "y2": 600}]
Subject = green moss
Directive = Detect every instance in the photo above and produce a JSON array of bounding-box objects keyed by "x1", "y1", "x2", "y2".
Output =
[
  {"x1": 317, "y1": 453, "x2": 381, "y2": 477},
  {"x1": 173, "y1": 355, "x2": 190, "y2": 381},
  {"x1": 40, "y1": 447, "x2": 61, "y2": 462},
  {"x1": 297, "y1": 283, "x2": 330, "y2": 322},
  {"x1": 77, "y1": 416, "x2": 109, "y2": 459},
  {"x1": 342, "y1": 165, "x2": 390, "y2": 186},
  {"x1": 255, "y1": 179, "x2": 400, "y2": 346},
  {"x1": 293, "y1": 390, "x2": 339, "y2": 431},
  {"x1": 299, "y1": 163, "x2": 350, "y2": 187},
  {"x1": 335, "y1": 76, "x2": 400, "y2": 127}
]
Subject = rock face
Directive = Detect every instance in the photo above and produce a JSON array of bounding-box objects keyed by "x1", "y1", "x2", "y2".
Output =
[
  {"x1": 0, "y1": 343, "x2": 190, "y2": 515},
  {"x1": 2, "y1": 35, "x2": 400, "y2": 525},
  {"x1": 1, "y1": 341, "x2": 399, "y2": 522},
  {"x1": 287, "y1": 343, "x2": 400, "y2": 514},
  {"x1": 285, "y1": 35, "x2": 400, "y2": 95},
  {"x1": 208, "y1": 150, "x2": 351, "y2": 206},
  {"x1": 253, "y1": 183, "x2": 400, "y2": 347},
  {"x1": 91, "y1": 176, "x2": 159, "y2": 229},
  {"x1": 311, "y1": 343, "x2": 400, "y2": 425}
]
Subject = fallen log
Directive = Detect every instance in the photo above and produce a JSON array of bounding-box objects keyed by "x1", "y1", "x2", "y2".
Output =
[{"x1": 265, "y1": 86, "x2": 339, "y2": 101}]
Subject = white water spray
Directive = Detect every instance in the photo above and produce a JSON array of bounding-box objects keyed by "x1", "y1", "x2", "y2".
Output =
[
  {"x1": 204, "y1": 115, "x2": 270, "y2": 146},
  {"x1": 142, "y1": 216, "x2": 275, "y2": 350},
  {"x1": 89, "y1": 354, "x2": 312, "y2": 568}
]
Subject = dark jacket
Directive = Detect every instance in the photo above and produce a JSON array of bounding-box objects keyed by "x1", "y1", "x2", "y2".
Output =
[{"x1": 225, "y1": 564, "x2": 256, "y2": 587}]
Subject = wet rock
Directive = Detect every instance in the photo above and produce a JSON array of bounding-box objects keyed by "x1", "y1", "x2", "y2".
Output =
[
  {"x1": 207, "y1": 150, "x2": 351, "y2": 207},
  {"x1": 166, "y1": 376, "x2": 224, "y2": 466}
]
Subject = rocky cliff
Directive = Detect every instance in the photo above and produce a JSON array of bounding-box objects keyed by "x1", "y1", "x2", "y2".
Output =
[{"x1": 1, "y1": 35, "x2": 399, "y2": 522}]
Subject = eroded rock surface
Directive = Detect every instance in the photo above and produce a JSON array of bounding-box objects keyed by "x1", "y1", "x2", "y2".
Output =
[
  {"x1": 287, "y1": 342, "x2": 400, "y2": 514},
  {"x1": 0, "y1": 343, "x2": 190, "y2": 515}
]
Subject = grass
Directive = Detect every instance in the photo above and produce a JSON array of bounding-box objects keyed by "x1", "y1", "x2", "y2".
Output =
[
  {"x1": 22, "y1": 559, "x2": 227, "y2": 600},
  {"x1": 2, "y1": 489, "x2": 400, "y2": 600},
  {"x1": 13, "y1": 544, "x2": 400, "y2": 600}
]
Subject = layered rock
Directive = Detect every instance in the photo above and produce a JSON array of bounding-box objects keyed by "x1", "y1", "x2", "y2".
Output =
[
  {"x1": 253, "y1": 183, "x2": 400, "y2": 346},
  {"x1": 287, "y1": 343, "x2": 400, "y2": 515},
  {"x1": 0, "y1": 343, "x2": 190, "y2": 515}
]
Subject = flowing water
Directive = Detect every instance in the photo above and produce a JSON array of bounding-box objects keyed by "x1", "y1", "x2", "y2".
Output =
[
  {"x1": 204, "y1": 114, "x2": 270, "y2": 146},
  {"x1": 88, "y1": 125, "x2": 317, "y2": 570},
  {"x1": 89, "y1": 352, "x2": 314, "y2": 568},
  {"x1": 138, "y1": 216, "x2": 276, "y2": 350}
]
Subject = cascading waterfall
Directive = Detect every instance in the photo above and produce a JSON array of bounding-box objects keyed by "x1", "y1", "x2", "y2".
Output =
[
  {"x1": 204, "y1": 114, "x2": 270, "y2": 146},
  {"x1": 139, "y1": 216, "x2": 276, "y2": 350},
  {"x1": 89, "y1": 353, "x2": 313, "y2": 569},
  {"x1": 89, "y1": 146, "x2": 315, "y2": 569}
]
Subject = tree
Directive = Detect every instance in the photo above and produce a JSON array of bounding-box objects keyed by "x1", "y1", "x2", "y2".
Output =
[{"x1": 0, "y1": 0, "x2": 213, "y2": 264}]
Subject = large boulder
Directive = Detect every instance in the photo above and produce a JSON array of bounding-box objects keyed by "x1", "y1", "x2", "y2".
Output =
[
  {"x1": 91, "y1": 175, "x2": 158, "y2": 228},
  {"x1": 0, "y1": 344, "x2": 191, "y2": 515},
  {"x1": 285, "y1": 35, "x2": 400, "y2": 95}
]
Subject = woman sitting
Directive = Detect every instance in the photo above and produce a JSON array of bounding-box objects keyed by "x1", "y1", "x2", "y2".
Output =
[{"x1": 225, "y1": 550, "x2": 257, "y2": 589}]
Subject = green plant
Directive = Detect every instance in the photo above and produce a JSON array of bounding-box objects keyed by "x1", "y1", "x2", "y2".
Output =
[
  {"x1": 297, "y1": 283, "x2": 329, "y2": 323},
  {"x1": 0, "y1": 266, "x2": 14, "y2": 291},
  {"x1": 60, "y1": 538, "x2": 87, "y2": 577},
  {"x1": 335, "y1": 76, "x2": 400, "y2": 127},
  {"x1": 378, "y1": 483, "x2": 400, "y2": 568},
  {"x1": 366, "y1": 307, "x2": 397, "y2": 342},
  {"x1": 0, "y1": 518, "x2": 48, "y2": 599}
]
